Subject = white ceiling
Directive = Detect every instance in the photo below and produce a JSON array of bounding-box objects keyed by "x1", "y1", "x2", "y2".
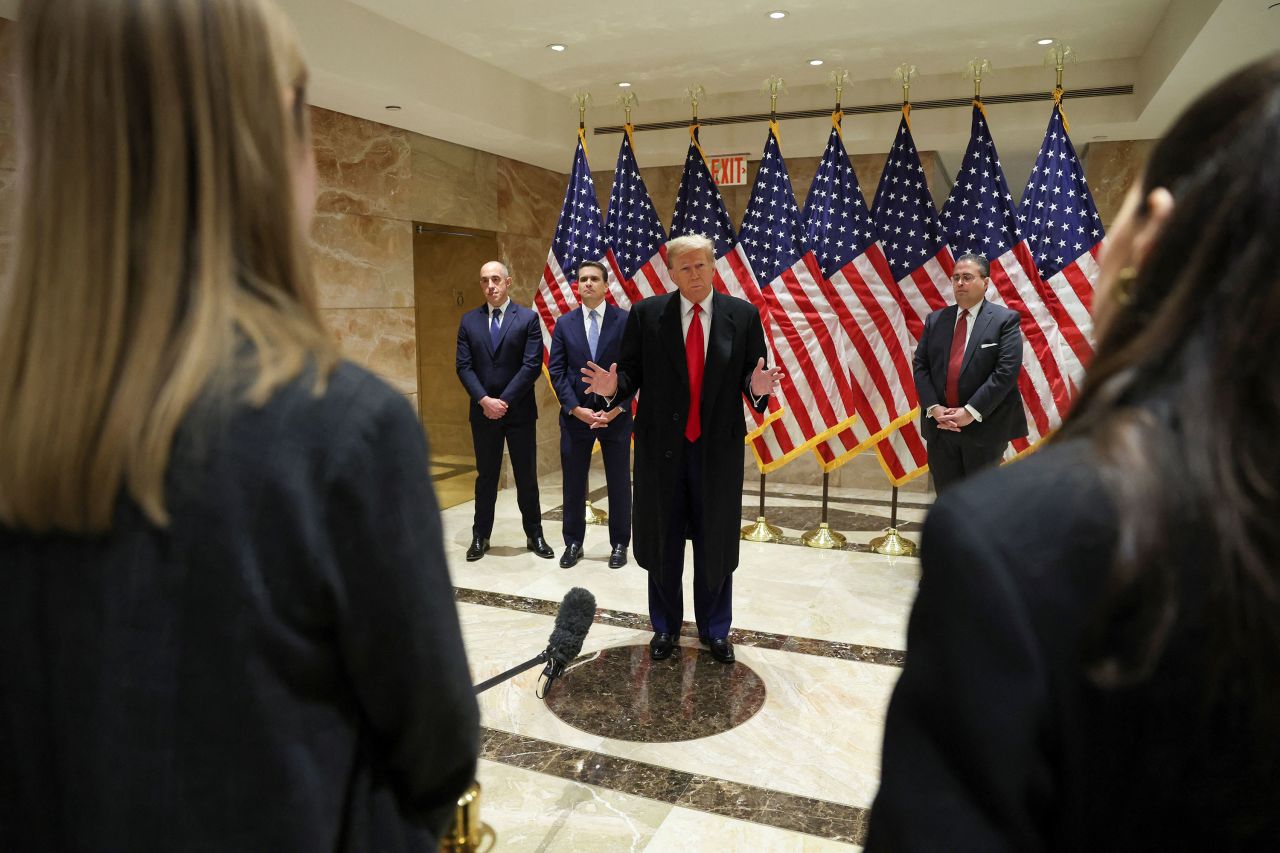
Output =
[
  {"x1": 3, "y1": 0, "x2": 1278, "y2": 183},
  {"x1": 347, "y1": 0, "x2": 1170, "y2": 97}
]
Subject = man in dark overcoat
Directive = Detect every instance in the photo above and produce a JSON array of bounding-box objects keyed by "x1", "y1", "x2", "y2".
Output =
[{"x1": 582, "y1": 234, "x2": 781, "y2": 663}]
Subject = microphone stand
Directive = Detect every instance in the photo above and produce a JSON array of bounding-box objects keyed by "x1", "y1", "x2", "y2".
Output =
[{"x1": 473, "y1": 651, "x2": 548, "y2": 695}]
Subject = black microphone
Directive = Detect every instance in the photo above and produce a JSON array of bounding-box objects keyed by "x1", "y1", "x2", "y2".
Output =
[
  {"x1": 540, "y1": 587, "x2": 597, "y2": 684},
  {"x1": 473, "y1": 587, "x2": 596, "y2": 695}
]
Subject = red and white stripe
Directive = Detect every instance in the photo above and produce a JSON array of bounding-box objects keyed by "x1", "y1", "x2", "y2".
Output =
[
  {"x1": 810, "y1": 242, "x2": 925, "y2": 473},
  {"x1": 715, "y1": 248, "x2": 857, "y2": 471},
  {"x1": 987, "y1": 241, "x2": 1073, "y2": 455},
  {"x1": 711, "y1": 248, "x2": 786, "y2": 436},
  {"x1": 1043, "y1": 242, "x2": 1101, "y2": 394}
]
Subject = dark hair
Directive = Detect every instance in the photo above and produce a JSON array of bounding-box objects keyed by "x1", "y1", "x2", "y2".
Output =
[
  {"x1": 953, "y1": 252, "x2": 990, "y2": 278},
  {"x1": 577, "y1": 260, "x2": 608, "y2": 280},
  {"x1": 1059, "y1": 55, "x2": 1280, "y2": 700}
]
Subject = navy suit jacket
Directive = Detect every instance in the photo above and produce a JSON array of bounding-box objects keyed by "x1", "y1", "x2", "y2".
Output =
[
  {"x1": 455, "y1": 301, "x2": 543, "y2": 425},
  {"x1": 913, "y1": 300, "x2": 1028, "y2": 446},
  {"x1": 547, "y1": 304, "x2": 632, "y2": 436}
]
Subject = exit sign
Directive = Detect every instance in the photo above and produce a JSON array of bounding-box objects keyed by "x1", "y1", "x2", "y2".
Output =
[{"x1": 708, "y1": 153, "x2": 749, "y2": 186}]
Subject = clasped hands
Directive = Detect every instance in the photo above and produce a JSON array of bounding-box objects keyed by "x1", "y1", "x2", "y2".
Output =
[
  {"x1": 572, "y1": 405, "x2": 623, "y2": 430},
  {"x1": 479, "y1": 396, "x2": 508, "y2": 420},
  {"x1": 932, "y1": 405, "x2": 975, "y2": 432},
  {"x1": 579, "y1": 357, "x2": 783, "y2": 404}
]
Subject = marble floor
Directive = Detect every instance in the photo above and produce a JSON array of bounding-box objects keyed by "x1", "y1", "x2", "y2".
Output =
[{"x1": 445, "y1": 457, "x2": 930, "y2": 852}]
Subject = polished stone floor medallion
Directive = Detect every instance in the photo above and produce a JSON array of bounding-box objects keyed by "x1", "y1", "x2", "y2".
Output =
[{"x1": 544, "y1": 644, "x2": 767, "y2": 742}]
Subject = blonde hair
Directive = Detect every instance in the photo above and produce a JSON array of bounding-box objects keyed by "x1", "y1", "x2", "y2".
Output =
[
  {"x1": 665, "y1": 234, "x2": 716, "y2": 265},
  {"x1": 0, "y1": 0, "x2": 338, "y2": 534}
]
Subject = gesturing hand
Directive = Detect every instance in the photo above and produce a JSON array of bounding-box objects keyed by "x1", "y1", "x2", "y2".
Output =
[
  {"x1": 580, "y1": 361, "x2": 619, "y2": 398},
  {"x1": 749, "y1": 357, "x2": 783, "y2": 397}
]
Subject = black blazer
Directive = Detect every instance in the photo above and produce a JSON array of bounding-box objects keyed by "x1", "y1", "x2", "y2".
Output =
[
  {"x1": 913, "y1": 300, "x2": 1027, "y2": 445},
  {"x1": 613, "y1": 290, "x2": 769, "y2": 590},
  {"x1": 867, "y1": 438, "x2": 1280, "y2": 851},
  {"x1": 455, "y1": 300, "x2": 543, "y2": 425},
  {"x1": 0, "y1": 364, "x2": 479, "y2": 853},
  {"x1": 547, "y1": 303, "x2": 632, "y2": 436}
]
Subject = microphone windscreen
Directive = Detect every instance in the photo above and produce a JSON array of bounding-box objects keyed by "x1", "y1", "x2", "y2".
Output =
[{"x1": 546, "y1": 587, "x2": 596, "y2": 665}]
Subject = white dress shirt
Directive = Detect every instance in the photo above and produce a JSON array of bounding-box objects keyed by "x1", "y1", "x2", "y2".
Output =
[
  {"x1": 581, "y1": 300, "x2": 607, "y2": 337},
  {"x1": 488, "y1": 297, "x2": 511, "y2": 323}
]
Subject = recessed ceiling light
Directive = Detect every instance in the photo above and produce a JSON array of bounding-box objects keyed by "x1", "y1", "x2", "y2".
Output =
[
  {"x1": 617, "y1": 81, "x2": 632, "y2": 88},
  {"x1": 385, "y1": 105, "x2": 402, "y2": 111},
  {"x1": 809, "y1": 59, "x2": 824, "y2": 66},
  {"x1": 768, "y1": 10, "x2": 788, "y2": 19},
  {"x1": 1037, "y1": 37, "x2": 1055, "y2": 45},
  {"x1": 547, "y1": 43, "x2": 566, "y2": 52}
]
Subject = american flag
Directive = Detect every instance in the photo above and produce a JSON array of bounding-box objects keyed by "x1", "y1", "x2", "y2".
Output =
[
  {"x1": 1018, "y1": 97, "x2": 1104, "y2": 393},
  {"x1": 604, "y1": 127, "x2": 672, "y2": 303},
  {"x1": 533, "y1": 131, "x2": 614, "y2": 359},
  {"x1": 940, "y1": 103, "x2": 1072, "y2": 453},
  {"x1": 669, "y1": 128, "x2": 783, "y2": 439},
  {"x1": 802, "y1": 118, "x2": 921, "y2": 476},
  {"x1": 868, "y1": 112, "x2": 953, "y2": 484},
  {"x1": 728, "y1": 124, "x2": 858, "y2": 472}
]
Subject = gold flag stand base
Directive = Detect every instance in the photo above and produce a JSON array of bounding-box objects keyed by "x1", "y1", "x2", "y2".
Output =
[
  {"x1": 801, "y1": 522, "x2": 846, "y2": 549},
  {"x1": 741, "y1": 515, "x2": 782, "y2": 542},
  {"x1": 869, "y1": 527, "x2": 917, "y2": 557},
  {"x1": 585, "y1": 500, "x2": 608, "y2": 526},
  {"x1": 441, "y1": 782, "x2": 488, "y2": 852}
]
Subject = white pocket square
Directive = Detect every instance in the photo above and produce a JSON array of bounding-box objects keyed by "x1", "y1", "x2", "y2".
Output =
[{"x1": 980, "y1": 342, "x2": 997, "y2": 348}]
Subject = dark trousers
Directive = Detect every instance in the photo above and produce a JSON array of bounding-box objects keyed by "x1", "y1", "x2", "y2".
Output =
[
  {"x1": 560, "y1": 421, "x2": 631, "y2": 548},
  {"x1": 470, "y1": 417, "x2": 542, "y2": 539},
  {"x1": 928, "y1": 431, "x2": 1007, "y2": 494},
  {"x1": 647, "y1": 439, "x2": 733, "y2": 640}
]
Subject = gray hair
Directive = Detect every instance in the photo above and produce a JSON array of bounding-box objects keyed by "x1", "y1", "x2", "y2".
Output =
[
  {"x1": 665, "y1": 234, "x2": 716, "y2": 265},
  {"x1": 954, "y1": 252, "x2": 990, "y2": 278}
]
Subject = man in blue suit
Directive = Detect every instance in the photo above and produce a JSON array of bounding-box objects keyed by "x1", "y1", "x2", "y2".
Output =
[
  {"x1": 547, "y1": 261, "x2": 632, "y2": 569},
  {"x1": 455, "y1": 260, "x2": 554, "y2": 561}
]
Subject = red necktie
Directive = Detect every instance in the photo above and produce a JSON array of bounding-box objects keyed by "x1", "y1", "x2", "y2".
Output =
[
  {"x1": 945, "y1": 308, "x2": 968, "y2": 408},
  {"x1": 685, "y1": 304, "x2": 705, "y2": 442}
]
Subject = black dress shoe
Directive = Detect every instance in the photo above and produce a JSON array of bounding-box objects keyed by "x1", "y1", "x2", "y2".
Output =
[
  {"x1": 559, "y1": 543, "x2": 583, "y2": 568},
  {"x1": 465, "y1": 537, "x2": 489, "y2": 562},
  {"x1": 707, "y1": 637, "x2": 735, "y2": 664},
  {"x1": 526, "y1": 535, "x2": 554, "y2": 559},
  {"x1": 649, "y1": 632, "x2": 675, "y2": 661},
  {"x1": 607, "y1": 544, "x2": 628, "y2": 569}
]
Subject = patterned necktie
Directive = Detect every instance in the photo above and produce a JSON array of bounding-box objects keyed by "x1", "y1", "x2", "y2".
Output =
[
  {"x1": 489, "y1": 307, "x2": 501, "y2": 350},
  {"x1": 945, "y1": 308, "x2": 968, "y2": 408},
  {"x1": 685, "y1": 304, "x2": 705, "y2": 442},
  {"x1": 587, "y1": 309, "x2": 600, "y2": 361}
]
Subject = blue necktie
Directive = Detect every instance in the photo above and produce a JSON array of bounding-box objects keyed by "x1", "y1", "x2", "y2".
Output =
[
  {"x1": 489, "y1": 307, "x2": 501, "y2": 350},
  {"x1": 587, "y1": 309, "x2": 600, "y2": 361}
]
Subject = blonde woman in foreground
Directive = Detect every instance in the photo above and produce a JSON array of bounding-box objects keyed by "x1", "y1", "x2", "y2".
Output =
[{"x1": 0, "y1": 2, "x2": 478, "y2": 851}]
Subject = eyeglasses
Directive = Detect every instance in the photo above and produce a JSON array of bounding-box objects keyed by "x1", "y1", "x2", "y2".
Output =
[{"x1": 950, "y1": 273, "x2": 984, "y2": 284}]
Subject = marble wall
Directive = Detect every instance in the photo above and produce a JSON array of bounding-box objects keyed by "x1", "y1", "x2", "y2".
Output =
[{"x1": 1082, "y1": 139, "x2": 1156, "y2": 229}]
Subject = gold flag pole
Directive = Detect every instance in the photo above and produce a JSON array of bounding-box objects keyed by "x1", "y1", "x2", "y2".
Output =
[
  {"x1": 742, "y1": 76, "x2": 788, "y2": 545},
  {"x1": 964, "y1": 57, "x2": 992, "y2": 103},
  {"x1": 870, "y1": 486, "x2": 917, "y2": 557},
  {"x1": 1044, "y1": 41, "x2": 1075, "y2": 132},
  {"x1": 569, "y1": 91, "x2": 609, "y2": 528},
  {"x1": 802, "y1": 68, "x2": 851, "y2": 551},
  {"x1": 894, "y1": 62, "x2": 917, "y2": 126}
]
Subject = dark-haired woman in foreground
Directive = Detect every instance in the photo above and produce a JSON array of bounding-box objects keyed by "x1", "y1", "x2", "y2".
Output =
[
  {"x1": 867, "y1": 54, "x2": 1280, "y2": 851},
  {"x1": 0, "y1": 1, "x2": 477, "y2": 851}
]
